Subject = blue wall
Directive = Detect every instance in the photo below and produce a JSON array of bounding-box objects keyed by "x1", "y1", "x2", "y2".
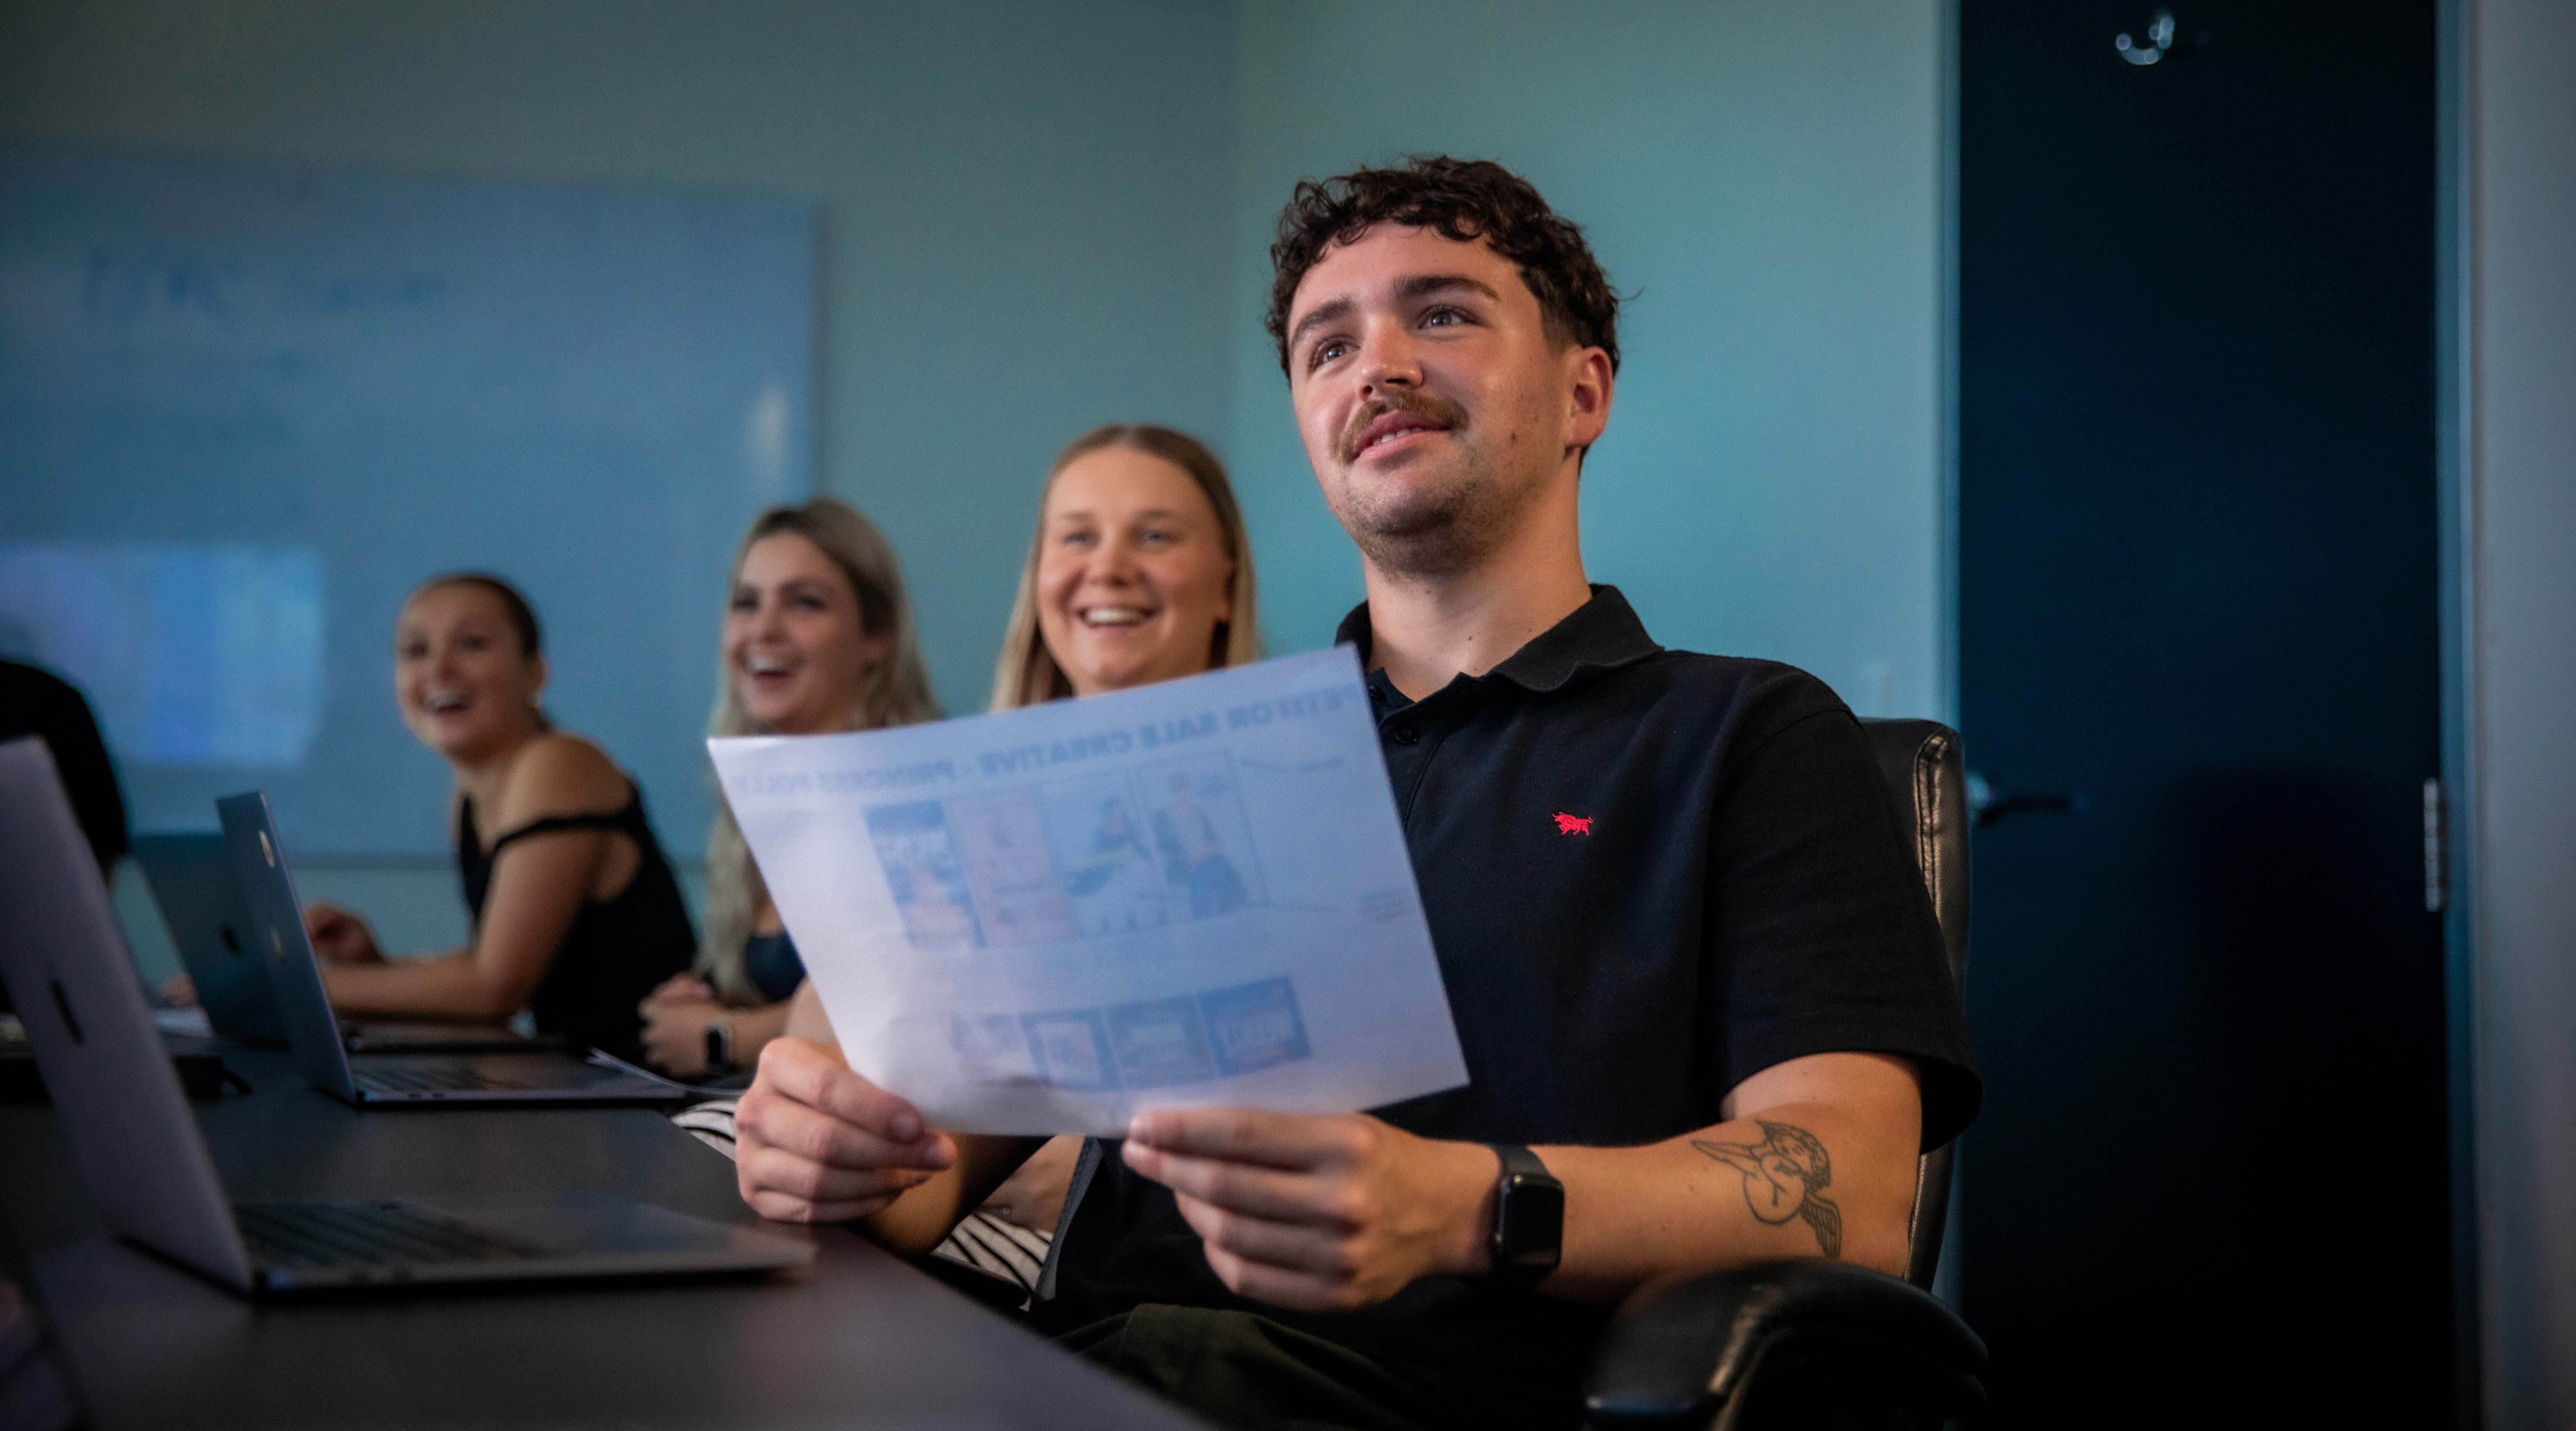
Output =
[
  {"x1": 0, "y1": 0, "x2": 1247, "y2": 957},
  {"x1": 0, "y1": 0, "x2": 1943, "y2": 957},
  {"x1": 2, "y1": 0, "x2": 1944, "y2": 720},
  {"x1": 1223, "y1": 0, "x2": 1946, "y2": 716},
  {"x1": 0, "y1": 0, "x2": 1242, "y2": 720}
]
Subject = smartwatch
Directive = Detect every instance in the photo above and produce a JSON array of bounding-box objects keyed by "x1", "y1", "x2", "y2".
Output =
[
  {"x1": 703, "y1": 1015, "x2": 736, "y2": 1073},
  {"x1": 1485, "y1": 1144, "x2": 1564, "y2": 1289}
]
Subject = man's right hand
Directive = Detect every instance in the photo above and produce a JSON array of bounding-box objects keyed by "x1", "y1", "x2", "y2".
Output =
[{"x1": 733, "y1": 1037, "x2": 956, "y2": 1224}]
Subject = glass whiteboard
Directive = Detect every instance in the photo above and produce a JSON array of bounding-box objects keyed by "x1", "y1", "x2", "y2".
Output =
[{"x1": 0, "y1": 145, "x2": 816, "y2": 860}]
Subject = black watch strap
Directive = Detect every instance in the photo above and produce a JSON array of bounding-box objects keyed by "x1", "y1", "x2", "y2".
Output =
[{"x1": 1486, "y1": 1144, "x2": 1564, "y2": 1290}]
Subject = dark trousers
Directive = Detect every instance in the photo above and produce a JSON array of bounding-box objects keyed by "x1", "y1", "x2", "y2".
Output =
[{"x1": 1058, "y1": 1304, "x2": 1448, "y2": 1431}]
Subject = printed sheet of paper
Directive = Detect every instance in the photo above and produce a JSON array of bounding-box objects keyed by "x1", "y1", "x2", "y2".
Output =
[{"x1": 707, "y1": 647, "x2": 1467, "y2": 1135}]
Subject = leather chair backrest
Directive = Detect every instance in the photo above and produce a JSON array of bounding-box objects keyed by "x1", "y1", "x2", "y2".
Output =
[{"x1": 1857, "y1": 718, "x2": 1970, "y2": 1290}]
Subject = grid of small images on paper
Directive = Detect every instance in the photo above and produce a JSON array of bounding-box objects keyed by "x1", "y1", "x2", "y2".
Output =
[
  {"x1": 948, "y1": 977, "x2": 1313, "y2": 1093},
  {"x1": 865, "y1": 755, "x2": 1308, "y2": 1091}
]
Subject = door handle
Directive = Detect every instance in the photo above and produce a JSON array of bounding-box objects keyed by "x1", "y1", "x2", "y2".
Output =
[
  {"x1": 2116, "y1": 9, "x2": 2176, "y2": 65},
  {"x1": 1967, "y1": 771, "x2": 2088, "y2": 829},
  {"x1": 2114, "y1": 8, "x2": 2211, "y2": 66}
]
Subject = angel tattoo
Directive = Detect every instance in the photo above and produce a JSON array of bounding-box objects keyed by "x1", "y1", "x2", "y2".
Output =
[{"x1": 1692, "y1": 1119, "x2": 1844, "y2": 1258}]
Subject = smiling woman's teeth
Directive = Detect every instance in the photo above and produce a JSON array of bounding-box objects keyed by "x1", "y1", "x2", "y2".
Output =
[{"x1": 1081, "y1": 608, "x2": 1147, "y2": 627}]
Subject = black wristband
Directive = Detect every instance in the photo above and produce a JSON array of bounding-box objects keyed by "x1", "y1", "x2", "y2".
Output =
[{"x1": 1486, "y1": 1144, "x2": 1564, "y2": 1289}]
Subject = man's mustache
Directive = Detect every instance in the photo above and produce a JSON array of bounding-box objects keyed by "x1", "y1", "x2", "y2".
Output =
[{"x1": 1339, "y1": 392, "x2": 1469, "y2": 464}]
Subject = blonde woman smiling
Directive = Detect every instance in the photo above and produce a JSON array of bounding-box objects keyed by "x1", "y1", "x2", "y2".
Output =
[
  {"x1": 989, "y1": 424, "x2": 1261, "y2": 706},
  {"x1": 759, "y1": 424, "x2": 1261, "y2": 1262},
  {"x1": 637, "y1": 498, "x2": 939, "y2": 1078}
]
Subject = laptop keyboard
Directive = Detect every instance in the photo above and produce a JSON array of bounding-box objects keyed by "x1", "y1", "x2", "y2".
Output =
[
  {"x1": 235, "y1": 1199, "x2": 560, "y2": 1268},
  {"x1": 355, "y1": 1065, "x2": 536, "y2": 1094}
]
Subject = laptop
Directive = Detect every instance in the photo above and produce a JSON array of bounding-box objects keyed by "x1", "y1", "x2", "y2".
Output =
[
  {"x1": 132, "y1": 832, "x2": 551, "y2": 1055},
  {"x1": 130, "y1": 832, "x2": 288, "y2": 1047},
  {"x1": 214, "y1": 791, "x2": 683, "y2": 1107},
  {"x1": 0, "y1": 738, "x2": 811, "y2": 1296}
]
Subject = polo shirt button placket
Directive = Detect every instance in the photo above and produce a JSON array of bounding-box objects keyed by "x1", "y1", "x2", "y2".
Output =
[{"x1": 1390, "y1": 725, "x2": 1421, "y2": 746}]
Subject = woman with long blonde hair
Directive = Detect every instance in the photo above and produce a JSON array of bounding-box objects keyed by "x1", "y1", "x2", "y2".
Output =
[
  {"x1": 986, "y1": 425, "x2": 1258, "y2": 710},
  {"x1": 637, "y1": 497, "x2": 938, "y2": 1076},
  {"x1": 760, "y1": 424, "x2": 1260, "y2": 1277}
]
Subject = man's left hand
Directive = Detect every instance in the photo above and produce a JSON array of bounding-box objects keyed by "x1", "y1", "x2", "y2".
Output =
[{"x1": 1121, "y1": 1109, "x2": 1498, "y2": 1312}]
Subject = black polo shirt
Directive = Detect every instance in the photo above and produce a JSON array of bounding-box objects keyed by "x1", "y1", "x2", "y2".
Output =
[{"x1": 1033, "y1": 586, "x2": 1979, "y2": 1429}]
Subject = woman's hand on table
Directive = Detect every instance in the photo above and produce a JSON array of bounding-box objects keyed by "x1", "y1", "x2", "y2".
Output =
[
  {"x1": 640, "y1": 972, "x2": 716, "y2": 1010},
  {"x1": 639, "y1": 990, "x2": 726, "y2": 1078},
  {"x1": 301, "y1": 902, "x2": 385, "y2": 964}
]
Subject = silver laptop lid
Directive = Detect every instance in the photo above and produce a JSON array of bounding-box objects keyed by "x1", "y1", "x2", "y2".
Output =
[
  {"x1": 212, "y1": 793, "x2": 360, "y2": 1101},
  {"x1": 0, "y1": 739, "x2": 253, "y2": 1290}
]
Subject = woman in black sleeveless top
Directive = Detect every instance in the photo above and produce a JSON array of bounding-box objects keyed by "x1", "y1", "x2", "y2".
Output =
[
  {"x1": 298, "y1": 574, "x2": 694, "y2": 1061},
  {"x1": 453, "y1": 789, "x2": 694, "y2": 1059}
]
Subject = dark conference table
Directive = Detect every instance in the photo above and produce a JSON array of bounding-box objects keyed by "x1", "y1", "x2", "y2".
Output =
[{"x1": 0, "y1": 1047, "x2": 1207, "y2": 1429}]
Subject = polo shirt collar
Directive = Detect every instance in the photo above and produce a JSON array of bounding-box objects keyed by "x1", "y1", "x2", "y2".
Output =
[{"x1": 1334, "y1": 584, "x2": 1663, "y2": 696}]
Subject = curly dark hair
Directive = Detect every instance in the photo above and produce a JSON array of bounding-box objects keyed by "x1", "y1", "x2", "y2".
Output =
[{"x1": 1265, "y1": 156, "x2": 1620, "y2": 377}]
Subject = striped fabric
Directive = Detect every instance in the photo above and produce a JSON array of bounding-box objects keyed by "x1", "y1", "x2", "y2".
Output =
[
  {"x1": 669, "y1": 1097, "x2": 746, "y2": 1157},
  {"x1": 668, "y1": 1098, "x2": 1049, "y2": 1294},
  {"x1": 935, "y1": 1207, "x2": 1050, "y2": 1290}
]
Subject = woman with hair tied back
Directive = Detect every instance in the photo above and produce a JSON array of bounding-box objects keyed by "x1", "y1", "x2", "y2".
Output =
[
  {"x1": 749, "y1": 424, "x2": 1260, "y2": 1277},
  {"x1": 294, "y1": 573, "x2": 698, "y2": 1062},
  {"x1": 637, "y1": 498, "x2": 940, "y2": 1079}
]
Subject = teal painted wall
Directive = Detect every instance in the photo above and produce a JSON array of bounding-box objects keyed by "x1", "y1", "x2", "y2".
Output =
[
  {"x1": 2, "y1": 0, "x2": 1944, "y2": 957},
  {"x1": 0, "y1": 0, "x2": 1243, "y2": 955},
  {"x1": 0, "y1": 0, "x2": 1242, "y2": 720},
  {"x1": 0, "y1": 0, "x2": 1944, "y2": 728},
  {"x1": 1223, "y1": 0, "x2": 1946, "y2": 717}
]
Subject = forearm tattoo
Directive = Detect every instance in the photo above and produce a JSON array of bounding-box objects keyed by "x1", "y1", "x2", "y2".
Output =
[{"x1": 1691, "y1": 1120, "x2": 1844, "y2": 1258}]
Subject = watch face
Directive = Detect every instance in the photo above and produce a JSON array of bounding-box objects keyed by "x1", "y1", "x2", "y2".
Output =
[{"x1": 1499, "y1": 1173, "x2": 1566, "y2": 1268}]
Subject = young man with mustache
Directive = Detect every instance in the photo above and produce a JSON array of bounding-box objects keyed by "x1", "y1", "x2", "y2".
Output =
[{"x1": 732, "y1": 157, "x2": 1978, "y2": 1431}]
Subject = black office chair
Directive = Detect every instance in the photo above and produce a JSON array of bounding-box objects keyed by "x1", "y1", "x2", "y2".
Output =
[{"x1": 1583, "y1": 718, "x2": 1986, "y2": 1430}]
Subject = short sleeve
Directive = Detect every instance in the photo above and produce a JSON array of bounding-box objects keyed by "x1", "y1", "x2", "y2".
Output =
[{"x1": 1704, "y1": 703, "x2": 1980, "y2": 1150}]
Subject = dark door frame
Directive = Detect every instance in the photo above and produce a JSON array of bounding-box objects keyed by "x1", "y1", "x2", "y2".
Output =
[
  {"x1": 2433, "y1": 1, "x2": 2483, "y2": 1425},
  {"x1": 1934, "y1": 0, "x2": 2485, "y2": 1422}
]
